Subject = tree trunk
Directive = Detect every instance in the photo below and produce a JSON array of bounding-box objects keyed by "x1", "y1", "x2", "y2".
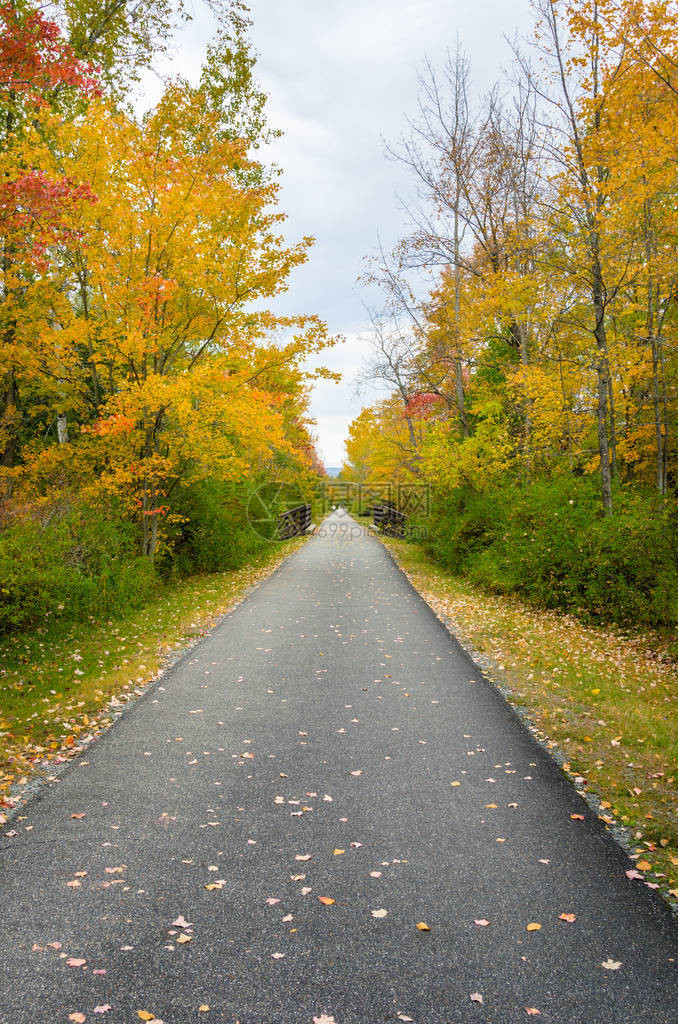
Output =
[
  {"x1": 0, "y1": 364, "x2": 18, "y2": 499},
  {"x1": 453, "y1": 206, "x2": 469, "y2": 438},
  {"x1": 591, "y1": 255, "x2": 613, "y2": 514},
  {"x1": 57, "y1": 412, "x2": 69, "y2": 444}
]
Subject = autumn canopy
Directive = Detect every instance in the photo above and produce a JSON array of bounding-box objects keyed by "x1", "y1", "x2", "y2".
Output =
[{"x1": 0, "y1": 0, "x2": 332, "y2": 628}]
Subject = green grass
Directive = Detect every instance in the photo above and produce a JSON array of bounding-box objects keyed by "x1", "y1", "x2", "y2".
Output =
[
  {"x1": 0, "y1": 537, "x2": 307, "y2": 808},
  {"x1": 382, "y1": 536, "x2": 678, "y2": 907}
]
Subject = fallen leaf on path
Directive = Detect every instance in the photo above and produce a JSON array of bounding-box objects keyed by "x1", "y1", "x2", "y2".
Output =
[
  {"x1": 295, "y1": 854, "x2": 311, "y2": 861},
  {"x1": 67, "y1": 958, "x2": 86, "y2": 967},
  {"x1": 450, "y1": 781, "x2": 461, "y2": 787},
  {"x1": 601, "y1": 959, "x2": 622, "y2": 970},
  {"x1": 570, "y1": 814, "x2": 585, "y2": 821},
  {"x1": 137, "y1": 1014, "x2": 155, "y2": 1022},
  {"x1": 271, "y1": 952, "x2": 285, "y2": 959},
  {"x1": 371, "y1": 909, "x2": 388, "y2": 918},
  {"x1": 559, "y1": 914, "x2": 576, "y2": 923},
  {"x1": 635, "y1": 860, "x2": 652, "y2": 872},
  {"x1": 71, "y1": 814, "x2": 86, "y2": 820},
  {"x1": 205, "y1": 883, "x2": 223, "y2": 891},
  {"x1": 282, "y1": 914, "x2": 293, "y2": 922},
  {"x1": 68, "y1": 1015, "x2": 86, "y2": 1023},
  {"x1": 397, "y1": 1015, "x2": 413, "y2": 1022},
  {"x1": 470, "y1": 993, "x2": 483, "y2": 1004},
  {"x1": 93, "y1": 1007, "x2": 111, "y2": 1014},
  {"x1": 312, "y1": 1016, "x2": 336, "y2": 1024},
  {"x1": 416, "y1": 922, "x2": 430, "y2": 931},
  {"x1": 526, "y1": 923, "x2": 541, "y2": 931},
  {"x1": 176, "y1": 934, "x2": 192, "y2": 944},
  {"x1": 172, "y1": 915, "x2": 192, "y2": 928},
  {"x1": 370, "y1": 871, "x2": 382, "y2": 878},
  {"x1": 318, "y1": 897, "x2": 335, "y2": 905},
  {"x1": 198, "y1": 1007, "x2": 209, "y2": 1013},
  {"x1": 349, "y1": 771, "x2": 362, "y2": 776},
  {"x1": 333, "y1": 849, "x2": 345, "y2": 855},
  {"x1": 474, "y1": 919, "x2": 490, "y2": 926},
  {"x1": 266, "y1": 898, "x2": 281, "y2": 905},
  {"x1": 525, "y1": 1009, "x2": 541, "y2": 1016}
]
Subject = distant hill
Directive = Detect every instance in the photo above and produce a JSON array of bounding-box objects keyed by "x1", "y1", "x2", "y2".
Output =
[{"x1": 324, "y1": 466, "x2": 342, "y2": 477}]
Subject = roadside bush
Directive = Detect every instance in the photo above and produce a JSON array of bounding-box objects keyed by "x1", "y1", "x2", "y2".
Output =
[
  {"x1": 163, "y1": 478, "x2": 272, "y2": 576},
  {"x1": 420, "y1": 477, "x2": 678, "y2": 626},
  {"x1": 0, "y1": 502, "x2": 155, "y2": 633}
]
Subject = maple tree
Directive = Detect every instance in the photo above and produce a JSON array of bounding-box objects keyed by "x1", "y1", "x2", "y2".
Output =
[
  {"x1": 0, "y1": 0, "x2": 332, "y2": 626},
  {"x1": 350, "y1": 0, "x2": 678, "y2": 499},
  {"x1": 345, "y1": 0, "x2": 677, "y2": 626}
]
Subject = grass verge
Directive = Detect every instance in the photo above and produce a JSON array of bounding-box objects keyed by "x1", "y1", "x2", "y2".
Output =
[
  {"x1": 381, "y1": 536, "x2": 678, "y2": 910},
  {"x1": 0, "y1": 537, "x2": 307, "y2": 819}
]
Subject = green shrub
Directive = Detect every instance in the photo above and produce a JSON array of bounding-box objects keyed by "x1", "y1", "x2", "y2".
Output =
[
  {"x1": 162, "y1": 478, "x2": 272, "y2": 576},
  {"x1": 0, "y1": 502, "x2": 155, "y2": 633},
  {"x1": 419, "y1": 477, "x2": 678, "y2": 627}
]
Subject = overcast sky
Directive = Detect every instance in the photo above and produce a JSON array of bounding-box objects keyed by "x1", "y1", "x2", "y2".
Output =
[{"x1": 156, "y1": 0, "x2": 535, "y2": 467}]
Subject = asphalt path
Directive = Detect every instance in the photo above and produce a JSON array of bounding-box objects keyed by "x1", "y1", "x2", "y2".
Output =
[{"x1": 1, "y1": 510, "x2": 677, "y2": 1024}]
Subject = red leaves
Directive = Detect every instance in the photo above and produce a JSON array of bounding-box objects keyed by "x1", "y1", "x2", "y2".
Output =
[
  {"x1": 89, "y1": 414, "x2": 136, "y2": 438},
  {"x1": 402, "y1": 391, "x2": 443, "y2": 421},
  {"x1": 0, "y1": 2, "x2": 100, "y2": 103},
  {"x1": 0, "y1": 170, "x2": 96, "y2": 266}
]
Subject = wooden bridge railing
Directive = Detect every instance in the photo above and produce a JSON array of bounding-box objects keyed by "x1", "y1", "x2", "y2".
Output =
[
  {"x1": 373, "y1": 503, "x2": 408, "y2": 538},
  {"x1": 278, "y1": 503, "x2": 312, "y2": 539}
]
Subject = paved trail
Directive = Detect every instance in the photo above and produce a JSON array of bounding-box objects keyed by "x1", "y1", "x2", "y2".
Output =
[{"x1": 1, "y1": 511, "x2": 677, "y2": 1024}]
